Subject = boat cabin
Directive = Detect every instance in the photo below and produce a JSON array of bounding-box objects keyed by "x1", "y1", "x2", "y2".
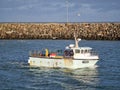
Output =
[
  {"x1": 73, "y1": 47, "x2": 92, "y2": 54},
  {"x1": 63, "y1": 46, "x2": 97, "y2": 59}
]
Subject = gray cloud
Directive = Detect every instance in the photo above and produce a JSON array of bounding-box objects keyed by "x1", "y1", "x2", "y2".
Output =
[
  {"x1": 78, "y1": 0, "x2": 120, "y2": 12},
  {"x1": 0, "y1": 0, "x2": 120, "y2": 22}
]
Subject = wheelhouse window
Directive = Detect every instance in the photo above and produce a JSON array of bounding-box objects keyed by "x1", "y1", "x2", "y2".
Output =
[
  {"x1": 85, "y1": 50, "x2": 87, "y2": 53},
  {"x1": 75, "y1": 49, "x2": 80, "y2": 53},
  {"x1": 81, "y1": 50, "x2": 83, "y2": 53}
]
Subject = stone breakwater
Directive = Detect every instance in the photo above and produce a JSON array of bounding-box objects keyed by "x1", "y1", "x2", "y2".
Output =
[{"x1": 0, "y1": 23, "x2": 120, "y2": 40}]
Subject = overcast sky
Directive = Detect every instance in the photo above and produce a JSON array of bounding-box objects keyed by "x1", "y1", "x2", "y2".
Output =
[{"x1": 0, "y1": 0, "x2": 120, "y2": 22}]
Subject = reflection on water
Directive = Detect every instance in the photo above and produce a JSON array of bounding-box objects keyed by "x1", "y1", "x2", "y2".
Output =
[
  {"x1": 64, "y1": 67, "x2": 98, "y2": 83},
  {"x1": 28, "y1": 67, "x2": 99, "y2": 90}
]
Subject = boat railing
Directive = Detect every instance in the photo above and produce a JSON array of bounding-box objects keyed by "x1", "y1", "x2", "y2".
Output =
[
  {"x1": 29, "y1": 50, "x2": 42, "y2": 57},
  {"x1": 29, "y1": 50, "x2": 64, "y2": 59}
]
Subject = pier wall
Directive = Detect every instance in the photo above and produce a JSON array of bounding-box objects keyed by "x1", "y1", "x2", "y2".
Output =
[{"x1": 0, "y1": 23, "x2": 120, "y2": 40}]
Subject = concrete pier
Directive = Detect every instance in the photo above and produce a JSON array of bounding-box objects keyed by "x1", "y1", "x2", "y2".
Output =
[{"x1": 0, "y1": 23, "x2": 120, "y2": 40}]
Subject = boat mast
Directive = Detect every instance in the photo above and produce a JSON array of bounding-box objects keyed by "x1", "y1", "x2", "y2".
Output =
[{"x1": 74, "y1": 32, "x2": 79, "y2": 48}]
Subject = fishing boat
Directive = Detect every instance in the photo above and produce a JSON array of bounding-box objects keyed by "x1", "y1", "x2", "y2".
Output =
[
  {"x1": 28, "y1": 1, "x2": 99, "y2": 69},
  {"x1": 28, "y1": 33, "x2": 99, "y2": 69}
]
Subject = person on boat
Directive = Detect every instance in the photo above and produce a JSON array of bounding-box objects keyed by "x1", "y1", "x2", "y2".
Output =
[
  {"x1": 64, "y1": 49, "x2": 74, "y2": 57},
  {"x1": 69, "y1": 50, "x2": 74, "y2": 56}
]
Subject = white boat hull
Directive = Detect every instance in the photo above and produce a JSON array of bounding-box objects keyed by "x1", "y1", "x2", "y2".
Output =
[{"x1": 28, "y1": 57, "x2": 98, "y2": 69}]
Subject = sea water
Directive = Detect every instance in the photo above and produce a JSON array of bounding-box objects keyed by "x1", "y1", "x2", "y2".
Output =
[{"x1": 0, "y1": 40, "x2": 120, "y2": 90}]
